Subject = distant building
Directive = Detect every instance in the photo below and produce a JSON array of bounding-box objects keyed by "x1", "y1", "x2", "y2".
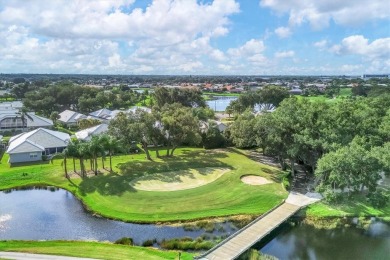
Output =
[{"x1": 362, "y1": 74, "x2": 389, "y2": 80}]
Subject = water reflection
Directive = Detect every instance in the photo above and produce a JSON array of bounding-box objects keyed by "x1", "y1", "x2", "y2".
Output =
[
  {"x1": 0, "y1": 188, "x2": 233, "y2": 244},
  {"x1": 257, "y1": 220, "x2": 390, "y2": 260}
]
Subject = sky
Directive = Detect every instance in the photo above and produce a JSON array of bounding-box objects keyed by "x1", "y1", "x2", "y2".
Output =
[{"x1": 0, "y1": 0, "x2": 389, "y2": 75}]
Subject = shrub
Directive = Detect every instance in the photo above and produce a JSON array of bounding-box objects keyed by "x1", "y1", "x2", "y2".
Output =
[
  {"x1": 142, "y1": 238, "x2": 157, "y2": 247},
  {"x1": 367, "y1": 190, "x2": 389, "y2": 208},
  {"x1": 114, "y1": 237, "x2": 133, "y2": 246},
  {"x1": 160, "y1": 237, "x2": 214, "y2": 251}
]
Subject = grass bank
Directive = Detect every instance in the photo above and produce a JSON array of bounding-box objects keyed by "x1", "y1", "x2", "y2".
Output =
[
  {"x1": 0, "y1": 241, "x2": 193, "y2": 260},
  {"x1": 0, "y1": 148, "x2": 287, "y2": 223},
  {"x1": 304, "y1": 196, "x2": 390, "y2": 218}
]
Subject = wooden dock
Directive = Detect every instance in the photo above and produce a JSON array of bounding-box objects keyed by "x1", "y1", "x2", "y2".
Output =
[
  {"x1": 197, "y1": 202, "x2": 301, "y2": 260},
  {"x1": 197, "y1": 192, "x2": 322, "y2": 260}
]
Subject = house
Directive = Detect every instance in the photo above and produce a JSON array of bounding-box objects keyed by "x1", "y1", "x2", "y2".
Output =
[
  {"x1": 0, "y1": 111, "x2": 53, "y2": 132},
  {"x1": 0, "y1": 101, "x2": 23, "y2": 111},
  {"x1": 199, "y1": 120, "x2": 227, "y2": 133},
  {"x1": 128, "y1": 106, "x2": 152, "y2": 114},
  {"x1": 58, "y1": 110, "x2": 87, "y2": 125},
  {"x1": 75, "y1": 124, "x2": 109, "y2": 141},
  {"x1": 6, "y1": 128, "x2": 70, "y2": 163}
]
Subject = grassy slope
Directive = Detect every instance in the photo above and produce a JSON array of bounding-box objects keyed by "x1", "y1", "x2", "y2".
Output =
[
  {"x1": 0, "y1": 148, "x2": 287, "y2": 223},
  {"x1": 305, "y1": 200, "x2": 390, "y2": 218},
  {"x1": 0, "y1": 241, "x2": 193, "y2": 260},
  {"x1": 298, "y1": 88, "x2": 352, "y2": 103}
]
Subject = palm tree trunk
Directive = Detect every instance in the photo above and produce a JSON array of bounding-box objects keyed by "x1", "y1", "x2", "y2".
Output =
[
  {"x1": 109, "y1": 153, "x2": 113, "y2": 172},
  {"x1": 73, "y1": 158, "x2": 76, "y2": 173},
  {"x1": 94, "y1": 156, "x2": 98, "y2": 175},
  {"x1": 102, "y1": 157, "x2": 105, "y2": 169},
  {"x1": 64, "y1": 156, "x2": 68, "y2": 179}
]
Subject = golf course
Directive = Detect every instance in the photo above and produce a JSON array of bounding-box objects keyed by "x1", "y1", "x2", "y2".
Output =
[{"x1": 0, "y1": 147, "x2": 288, "y2": 223}]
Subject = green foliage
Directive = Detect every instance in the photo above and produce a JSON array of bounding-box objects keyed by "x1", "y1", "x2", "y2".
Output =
[
  {"x1": 114, "y1": 237, "x2": 134, "y2": 246},
  {"x1": 229, "y1": 111, "x2": 256, "y2": 148},
  {"x1": 153, "y1": 87, "x2": 206, "y2": 108},
  {"x1": 367, "y1": 190, "x2": 389, "y2": 208},
  {"x1": 160, "y1": 237, "x2": 214, "y2": 251},
  {"x1": 202, "y1": 122, "x2": 226, "y2": 149}
]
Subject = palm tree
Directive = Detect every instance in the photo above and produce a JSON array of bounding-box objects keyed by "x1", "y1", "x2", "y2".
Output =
[
  {"x1": 77, "y1": 141, "x2": 89, "y2": 178},
  {"x1": 101, "y1": 134, "x2": 122, "y2": 172},
  {"x1": 51, "y1": 148, "x2": 70, "y2": 179},
  {"x1": 88, "y1": 136, "x2": 104, "y2": 176},
  {"x1": 16, "y1": 107, "x2": 33, "y2": 132},
  {"x1": 66, "y1": 140, "x2": 79, "y2": 173}
]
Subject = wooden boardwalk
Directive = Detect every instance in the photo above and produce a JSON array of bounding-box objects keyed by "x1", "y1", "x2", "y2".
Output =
[{"x1": 197, "y1": 192, "x2": 322, "y2": 260}]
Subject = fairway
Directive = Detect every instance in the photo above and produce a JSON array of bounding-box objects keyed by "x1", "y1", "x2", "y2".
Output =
[
  {"x1": 131, "y1": 167, "x2": 231, "y2": 191},
  {"x1": 0, "y1": 148, "x2": 288, "y2": 223},
  {"x1": 0, "y1": 241, "x2": 192, "y2": 260}
]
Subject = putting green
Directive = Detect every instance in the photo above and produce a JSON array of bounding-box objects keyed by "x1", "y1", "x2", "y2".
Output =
[{"x1": 131, "y1": 167, "x2": 231, "y2": 191}]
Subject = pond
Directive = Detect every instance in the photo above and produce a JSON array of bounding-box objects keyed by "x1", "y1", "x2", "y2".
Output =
[
  {"x1": 206, "y1": 96, "x2": 237, "y2": 112},
  {"x1": 254, "y1": 219, "x2": 390, "y2": 259},
  {"x1": 0, "y1": 188, "x2": 234, "y2": 244}
]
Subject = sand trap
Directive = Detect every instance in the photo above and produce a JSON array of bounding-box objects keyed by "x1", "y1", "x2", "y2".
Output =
[
  {"x1": 131, "y1": 167, "x2": 231, "y2": 191},
  {"x1": 241, "y1": 175, "x2": 273, "y2": 185}
]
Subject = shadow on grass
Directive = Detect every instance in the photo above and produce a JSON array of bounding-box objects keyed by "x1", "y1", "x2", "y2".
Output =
[
  {"x1": 9, "y1": 160, "x2": 51, "y2": 168},
  {"x1": 78, "y1": 149, "x2": 231, "y2": 196}
]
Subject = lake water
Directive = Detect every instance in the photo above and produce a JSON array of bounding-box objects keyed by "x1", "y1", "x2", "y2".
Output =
[
  {"x1": 0, "y1": 188, "x2": 234, "y2": 244},
  {"x1": 256, "y1": 219, "x2": 390, "y2": 260},
  {"x1": 206, "y1": 96, "x2": 237, "y2": 112},
  {"x1": 1, "y1": 188, "x2": 389, "y2": 259}
]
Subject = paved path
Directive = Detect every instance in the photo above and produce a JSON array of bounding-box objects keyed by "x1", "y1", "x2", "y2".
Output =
[
  {"x1": 198, "y1": 192, "x2": 322, "y2": 260},
  {"x1": 0, "y1": 252, "x2": 100, "y2": 260}
]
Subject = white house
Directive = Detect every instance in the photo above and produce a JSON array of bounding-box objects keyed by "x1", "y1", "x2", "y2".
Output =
[
  {"x1": 75, "y1": 123, "x2": 108, "y2": 141},
  {"x1": 58, "y1": 110, "x2": 87, "y2": 125},
  {"x1": 0, "y1": 110, "x2": 53, "y2": 132},
  {"x1": 6, "y1": 128, "x2": 70, "y2": 163}
]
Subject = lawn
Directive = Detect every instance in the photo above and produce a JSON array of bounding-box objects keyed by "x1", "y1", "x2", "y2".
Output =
[
  {"x1": 0, "y1": 148, "x2": 287, "y2": 223},
  {"x1": 0, "y1": 241, "x2": 193, "y2": 260},
  {"x1": 297, "y1": 88, "x2": 352, "y2": 103}
]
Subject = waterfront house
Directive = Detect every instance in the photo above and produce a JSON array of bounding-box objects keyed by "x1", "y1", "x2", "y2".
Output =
[{"x1": 6, "y1": 128, "x2": 70, "y2": 163}]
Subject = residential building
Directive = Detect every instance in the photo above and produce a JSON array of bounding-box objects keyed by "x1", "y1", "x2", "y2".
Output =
[
  {"x1": 6, "y1": 128, "x2": 70, "y2": 163},
  {"x1": 75, "y1": 123, "x2": 108, "y2": 141},
  {"x1": 58, "y1": 110, "x2": 87, "y2": 125},
  {"x1": 0, "y1": 111, "x2": 53, "y2": 132}
]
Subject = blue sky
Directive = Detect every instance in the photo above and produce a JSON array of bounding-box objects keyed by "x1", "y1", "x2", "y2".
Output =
[{"x1": 0, "y1": 0, "x2": 389, "y2": 75}]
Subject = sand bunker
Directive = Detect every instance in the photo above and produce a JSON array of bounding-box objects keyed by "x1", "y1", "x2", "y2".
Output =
[
  {"x1": 241, "y1": 175, "x2": 273, "y2": 185},
  {"x1": 132, "y1": 167, "x2": 231, "y2": 191}
]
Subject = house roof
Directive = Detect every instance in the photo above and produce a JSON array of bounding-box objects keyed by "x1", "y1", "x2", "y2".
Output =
[
  {"x1": 128, "y1": 106, "x2": 152, "y2": 114},
  {"x1": 75, "y1": 123, "x2": 108, "y2": 141},
  {"x1": 89, "y1": 108, "x2": 113, "y2": 118},
  {"x1": 26, "y1": 113, "x2": 53, "y2": 127},
  {"x1": 59, "y1": 110, "x2": 87, "y2": 124},
  {"x1": 7, "y1": 128, "x2": 70, "y2": 154},
  {"x1": 0, "y1": 111, "x2": 53, "y2": 128}
]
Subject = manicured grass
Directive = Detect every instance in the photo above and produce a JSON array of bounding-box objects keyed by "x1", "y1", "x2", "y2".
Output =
[
  {"x1": 0, "y1": 148, "x2": 287, "y2": 223},
  {"x1": 0, "y1": 241, "x2": 193, "y2": 260},
  {"x1": 304, "y1": 196, "x2": 390, "y2": 218},
  {"x1": 297, "y1": 88, "x2": 352, "y2": 103}
]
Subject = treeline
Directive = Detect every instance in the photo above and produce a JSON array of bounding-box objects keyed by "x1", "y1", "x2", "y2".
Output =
[
  {"x1": 226, "y1": 86, "x2": 289, "y2": 114},
  {"x1": 229, "y1": 95, "x2": 390, "y2": 206},
  {"x1": 19, "y1": 82, "x2": 144, "y2": 116}
]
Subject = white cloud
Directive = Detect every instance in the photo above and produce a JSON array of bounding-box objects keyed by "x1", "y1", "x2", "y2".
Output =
[
  {"x1": 0, "y1": 0, "x2": 241, "y2": 74},
  {"x1": 329, "y1": 35, "x2": 390, "y2": 73},
  {"x1": 260, "y1": 0, "x2": 390, "y2": 29},
  {"x1": 314, "y1": 39, "x2": 329, "y2": 49},
  {"x1": 274, "y1": 27, "x2": 291, "y2": 38},
  {"x1": 275, "y1": 50, "x2": 295, "y2": 58},
  {"x1": 330, "y1": 35, "x2": 390, "y2": 60},
  {"x1": 227, "y1": 39, "x2": 265, "y2": 57}
]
